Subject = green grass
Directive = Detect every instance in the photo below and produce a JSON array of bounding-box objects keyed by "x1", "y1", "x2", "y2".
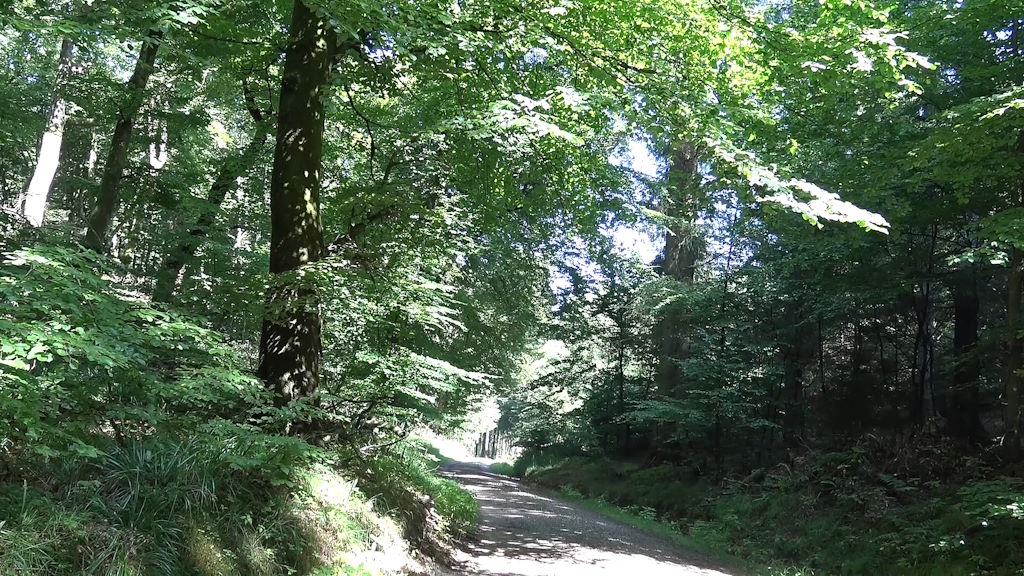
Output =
[
  {"x1": 0, "y1": 437, "x2": 457, "y2": 576},
  {"x1": 550, "y1": 484, "x2": 749, "y2": 571},
  {"x1": 357, "y1": 440, "x2": 478, "y2": 543},
  {"x1": 512, "y1": 448, "x2": 1024, "y2": 576},
  {"x1": 418, "y1": 439, "x2": 457, "y2": 466},
  {"x1": 488, "y1": 461, "x2": 515, "y2": 475}
]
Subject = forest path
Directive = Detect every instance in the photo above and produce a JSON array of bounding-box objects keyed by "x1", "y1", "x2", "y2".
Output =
[{"x1": 434, "y1": 460, "x2": 742, "y2": 576}]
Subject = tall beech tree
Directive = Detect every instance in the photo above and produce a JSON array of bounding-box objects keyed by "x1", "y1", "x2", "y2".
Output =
[
  {"x1": 651, "y1": 142, "x2": 703, "y2": 459},
  {"x1": 256, "y1": 0, "x2": 335, "y2": 406}
]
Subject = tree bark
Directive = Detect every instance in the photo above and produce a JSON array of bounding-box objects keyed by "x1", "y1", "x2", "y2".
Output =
[
  {"x1": 22, "y1": 38, "x2": 74, "y2": 227},
  {"x1": 1005, "y1": 247, "x2": 1023, "y2": 460},
  {"x1": 949, "y1": 267, "x2": 986, "y2": 444},
  {"x1": 911, "y1": 280, "x2": 936, "y2": 428},
  {"x1": 153, "y1": 85, "x2": 271, "y2": 302},
  {"x1": 257, "y1": 0, "x2": 335, "y2": 408},
  {"x1": 84, "y1": 29, "x2": 162, "y2": 252},
  {"x1": 655, "y1": 142, "x2": 700, "y2": 398},
  {"x1": 650, "y1": 142, "x2": 701, "y2": 461},
  {"x1": 660, "y1": 143, "x2": 701, "y2": 283}
]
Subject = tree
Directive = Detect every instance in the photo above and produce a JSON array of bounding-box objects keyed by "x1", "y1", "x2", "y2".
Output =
[
  {"x1": 21, "y1": 37, "x2": 73, "y2": 227},
  {"x1": 152, "y1": 79, "x2": 271, "y2": 301},
  {"x1": 84, "y1": 28, "x2": 162, "y2": 251},
  {"x1": 256, "y1": 0, "x2": 335, "y2": 407}
]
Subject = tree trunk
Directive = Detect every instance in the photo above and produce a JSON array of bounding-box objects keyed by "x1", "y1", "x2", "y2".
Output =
[
  {"x1": 84, "y1": 29, "x2": 162, "y2": 252},
  {"x1": 911, "y1": 281, "x2": 936, "y2": 428},
  {"x1": 1005, "y1": 247, "x2": 1023, "y2": 460},
  {"x1": 650, "y1": 142, "x2": 701, "y2": 461},
  {"x1": 781, "y1": 305, "x2": 813, "y2": 449},
  {"x1": 949, "y1": 267, "x2": 986, "y2": 444},
  {"x1": 616, "y1": 323, "x2": 627, "y2": 455},
  {"x1": 660, "y1": 143, "x2": 701, "y2": 284},
  {"x1": 257, "y1": 0, "x2": 335, "y2": 408},
  {"x1": 153, "y1": 89, "x2": 270, "y2": 302},
  {"x1": 22, "y1": 38, "x2": 74, "y2": 227}
]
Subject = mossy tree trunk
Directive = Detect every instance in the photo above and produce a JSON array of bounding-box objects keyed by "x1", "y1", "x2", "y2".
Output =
[
  {"x1": 656, "y1": 143, "x2": 701, "y2": 399},
  {"x1": 257, "y1": 0, "x2": 336, "y2": 409},
  {"x1": 651, "y1": 142, "x2": 701, "y2": 461}
]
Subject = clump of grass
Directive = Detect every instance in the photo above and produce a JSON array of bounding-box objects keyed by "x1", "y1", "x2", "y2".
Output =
[
  {"x1": 488, "y1": 461, "x2": 515, "y2": 476},
  {"x1": 0, "y1": 437, "x2": 416, "y2": 576}
]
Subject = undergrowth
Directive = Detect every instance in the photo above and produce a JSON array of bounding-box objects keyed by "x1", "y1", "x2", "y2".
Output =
[
  {"x1": 514, "y1": 440, "x2": 1024, "y2": 575},
  {"x1": 487, "y1": 461, "x2": 515, "y2": 476},
  {"x1": 357, "y1": 440, "x2": 478, "y2": 547},
  {"x1": 0, "y1": 438, "x2": 382, "y2": 575},
  {"x1": 0, "y1": 431, "x2": 477, "y2": 576},
  {"x1": 0, "y1": 241, "x2": 478, "y2": 575}
]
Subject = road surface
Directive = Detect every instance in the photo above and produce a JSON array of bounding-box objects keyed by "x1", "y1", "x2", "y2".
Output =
[{"x1": 435, "y1": 461, "x2": 743, "y2": 576}]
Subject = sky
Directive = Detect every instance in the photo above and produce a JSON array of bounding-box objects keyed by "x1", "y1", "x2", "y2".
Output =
[
  {"x1": 609, "y1": 139, "x2": 662, "y2": 264},
  {"x1": 547, "y1": 140, "x2": 664, "y2": 297}
]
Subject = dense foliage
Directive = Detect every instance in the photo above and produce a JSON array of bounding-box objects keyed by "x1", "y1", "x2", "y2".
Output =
[
  {"x1": 2, "y1": 0, "x2": 1023, "y2": 573},
  {"x1": 485, "y1": 0, "x2": 1024, "y2": 574}
]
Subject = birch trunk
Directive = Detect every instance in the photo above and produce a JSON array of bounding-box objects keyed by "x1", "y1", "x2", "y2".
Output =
[{"x1": 22, "y1": 38, "x2": 74, "y2": 227}]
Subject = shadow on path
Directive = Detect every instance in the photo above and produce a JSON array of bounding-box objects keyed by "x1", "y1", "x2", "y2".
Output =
[{"x1": 437, "y1": 460, "x2": 743, "y2": 576}]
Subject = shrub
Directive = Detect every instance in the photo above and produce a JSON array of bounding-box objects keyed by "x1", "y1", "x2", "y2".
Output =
[
  {"x1": 0, "y1": 243, "x2": 268, "y2": 463},
  {"x1": 512, "y1": 446, "x2": 1024, "y2": 575},
  {"x1": 357, "y1": 440, "x2": 478, "y2": 546}
]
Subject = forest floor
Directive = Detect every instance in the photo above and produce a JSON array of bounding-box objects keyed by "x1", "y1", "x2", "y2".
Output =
[{"x1": 433, "y1": 460, "x2": 741, "y2": 576}]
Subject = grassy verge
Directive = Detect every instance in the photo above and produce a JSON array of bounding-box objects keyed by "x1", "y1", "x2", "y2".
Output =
[
  {"x1": 360, "y1": 439, "x2": 478, "y2": 544},
  {"x1": 0, "y1": 436, "x2": 478, "y2": 576},
  {"x1": 512, "y1": 448, "x2": 1024, "y2": 576},
  {"x1": 0, "y1": 441, "x2": 396, "y2": 575},
  {"x1": 549, "y1": 483, "x2": 752, "y2": 572},
  {"x1": 487, "y1": 461, "x2": 515, "y2": 476}
]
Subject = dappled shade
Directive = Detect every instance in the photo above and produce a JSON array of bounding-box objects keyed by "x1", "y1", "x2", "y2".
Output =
[{"x1": 440, "y1": 462, "x2": 738, "y2": 576}]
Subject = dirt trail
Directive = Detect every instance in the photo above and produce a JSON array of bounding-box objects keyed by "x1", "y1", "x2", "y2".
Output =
[{"x1": 436, "y1": 461, "x2": 743, "y2": 576}]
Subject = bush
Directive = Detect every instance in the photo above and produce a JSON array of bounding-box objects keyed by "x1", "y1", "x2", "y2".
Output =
[
  {"x1": 357, "y1": 440, "x2": 478, "y2": 547},
  {"x1": 0, "y1": 243, "x2": 268, "y2": 462},
  {"x1": 514, "y1": 445, "x2": 1024, "y2": 575},
  {"x1": 511, "y1": 446, "x2": 582, "y2": 477},
  {"x1": 0, "y1": 241, "x2": 481, "y2": 574}
]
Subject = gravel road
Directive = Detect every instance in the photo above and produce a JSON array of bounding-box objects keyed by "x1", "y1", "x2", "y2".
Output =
[{"x1": 436, "y1": 461, "x2": 743, "y2": 576}]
